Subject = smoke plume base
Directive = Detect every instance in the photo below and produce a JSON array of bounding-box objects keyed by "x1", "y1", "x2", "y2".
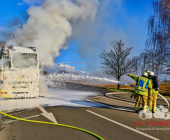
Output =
[{"x1": 7, "y1": 0, "x2": 99, "y2": 66}]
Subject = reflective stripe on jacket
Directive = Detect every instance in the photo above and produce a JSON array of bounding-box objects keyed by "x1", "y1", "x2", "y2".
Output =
[
  {"x1": 135, "y1": 77, "x2": 149, "y2": 93},
  {"x1": 128, "y1": 74, "x2": 151, "y2": 96}
]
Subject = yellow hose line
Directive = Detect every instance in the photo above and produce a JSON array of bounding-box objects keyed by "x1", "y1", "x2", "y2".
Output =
[{"x1": 0, "y1": 111, "x2": 104, "y2": 140}]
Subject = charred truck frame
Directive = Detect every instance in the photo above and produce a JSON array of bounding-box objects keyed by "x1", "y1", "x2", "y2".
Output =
[{"x1": 0, "y1": 46, "x2": 39, "y2": 98}]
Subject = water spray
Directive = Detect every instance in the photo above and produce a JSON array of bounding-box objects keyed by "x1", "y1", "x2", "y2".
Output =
[{"x1": 45, "y1": 73, "x2": 136, "y2": 88}]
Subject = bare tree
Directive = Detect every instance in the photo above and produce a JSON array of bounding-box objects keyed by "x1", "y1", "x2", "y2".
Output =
[
  {"x1": 134, "y1": 0, "x2": 170, "y2": 76},
  {"x1": 146, "y1": 0, "x2": 170, "y2": 67},
  {"x1": 100, "y1": 40, "x2": 137, "y2": 89}
]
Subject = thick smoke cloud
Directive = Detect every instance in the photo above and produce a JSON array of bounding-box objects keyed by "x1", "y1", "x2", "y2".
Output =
[
  {"x1": 7, "y1": 0, "x2": 99, "y2": 65},
  {"x1": 68, "y1": 0, "x2": 125, "y2": 72}
]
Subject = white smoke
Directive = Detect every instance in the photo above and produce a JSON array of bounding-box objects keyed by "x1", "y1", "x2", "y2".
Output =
[
  {"x1": 11, "y1": 53, "x2": 37, "y2": 68},
  {"x1": 7, "y1": 0, "x2": 99, "y2": 65}
]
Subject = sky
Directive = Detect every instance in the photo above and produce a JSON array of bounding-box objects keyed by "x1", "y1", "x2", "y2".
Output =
[
  {"x1": 0, "y1": 0, "x2": 153, "y2": 75},
  {"x1": 55, "y1": 0, "x2": 153, "y2": 73}
]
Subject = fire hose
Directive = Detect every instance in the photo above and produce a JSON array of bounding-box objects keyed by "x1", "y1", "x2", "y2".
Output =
[
  {"x1": 0, "y1": 110, "x2": 104, "y2": 140},
  {"x1": 113, "y1": 84, "x2": 170, "y2": 109},
  {"x1": 158, "y1": 93, "x2": 169, "y2": 109},
  {"x1": 129, "y1": 84, "x2": 169, "y2": 109}
]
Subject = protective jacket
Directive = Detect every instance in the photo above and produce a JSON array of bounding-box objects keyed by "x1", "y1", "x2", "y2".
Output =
[
  {"x1": 128, "y1": 74, "x2": 152, "y2": 96},
  {"x1": 148, "y1": 78, "x2": 158, "y2": 112},
  {"x1": 148, "y1": 78, "x2": 159, "y2": 95}
]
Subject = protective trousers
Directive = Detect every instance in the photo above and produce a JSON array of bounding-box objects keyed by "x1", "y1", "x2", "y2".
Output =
[
  {"x1": 135, "y1": 94, "x2": 148, "y2": 111},
  {"x1": 149, "y1": 94, "x2": 158, "y2": 112}
]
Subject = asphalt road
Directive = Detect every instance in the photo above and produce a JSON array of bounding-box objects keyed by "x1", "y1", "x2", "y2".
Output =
[{"x1": 0, "y1": 92, "x2": 170, "y2": 140}]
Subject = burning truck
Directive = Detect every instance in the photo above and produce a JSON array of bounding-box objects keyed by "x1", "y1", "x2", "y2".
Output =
[{"x1": 0, "y1": 45, "x2": 39, "y2": 99}]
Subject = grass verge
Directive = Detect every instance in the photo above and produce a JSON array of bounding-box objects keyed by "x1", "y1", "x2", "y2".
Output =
[
  {"x1": 107, "y1": 88, "x2": 170, "y2": 99},
  {"x1": 107, "y1": 88, "x2": 133, "y2": 94}
]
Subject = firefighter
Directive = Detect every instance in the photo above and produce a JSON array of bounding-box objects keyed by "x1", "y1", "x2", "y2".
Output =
[
  {"x1": 127, "y1": 72, "x2": 152, "y2": 113},
  {"x1": 147, "y1": 71, "x2": 159, "y2": 113}
]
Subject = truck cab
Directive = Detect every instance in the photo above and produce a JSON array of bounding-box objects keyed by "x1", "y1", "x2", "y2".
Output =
[{"x1": 0, "y1": 45, "x2": 39, "y2": 99}]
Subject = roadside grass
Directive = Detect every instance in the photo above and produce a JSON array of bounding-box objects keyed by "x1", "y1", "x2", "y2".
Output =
[
  {"x1": 159, "y1": 95, "x2": 170, "y2": 99},
  {"x1": 106, "y1": 88, "x2": 133, "y2": 94},
  {"x1": 95, "y1": 83, "x2": 170, "y2": 98},
  {"x1": 65, "y1": 80, "x2": 170, "y2": 97},
  {"x1": 106, "y1": 87, "x2": 170, "y2": 99}
]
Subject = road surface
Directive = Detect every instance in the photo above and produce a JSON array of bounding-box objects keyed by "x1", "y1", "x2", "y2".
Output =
[{"x1": 0, "y1": 91, "x2": 170, "y2": 140}]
